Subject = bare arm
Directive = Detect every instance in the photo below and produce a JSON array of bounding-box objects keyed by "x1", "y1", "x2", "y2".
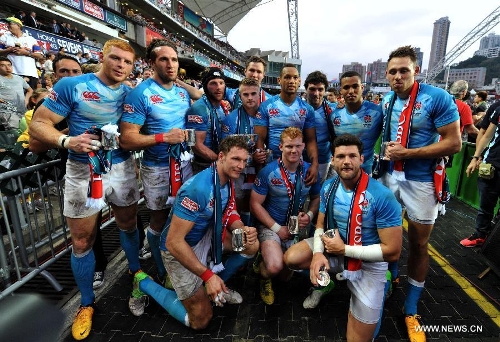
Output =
[
  {"x1": 191, "y1": 131, "x2": 218, "y2": 161},
  {"x1": 30, "y1": 105, "x2": 99, "y2": 153},
  {"x1": 176, "y1": 79, "x2": 202, "y2": 100},
  {"x1": 466, "y1": 123, "x2": 496, "y2": 177},
  {"x1": 24, "y1": 87, "x2": 33, "y2": 109},
  {"x1": 250, "y1": 190, "x2": 291, "y2": 241},
  {"x1": 119, "y1": 121, "x2": 185, "y2": 151},
  {"x1": 385, "y1": 120, "x2": 462, "y2": 160},
  {"x1": 464, "y1": 124, "x2": 479, "y2": 137},
  {"x1": 322, "y1": 225, "x2": 402, "y2": 262}
]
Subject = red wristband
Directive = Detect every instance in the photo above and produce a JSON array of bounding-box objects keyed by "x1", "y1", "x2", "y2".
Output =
[
  {"x1": 200, "y1": 269, "x2": 214, "y2": 282},
  {"x1": 155, "y1": 133, "x2": 164, "y2": 144}
]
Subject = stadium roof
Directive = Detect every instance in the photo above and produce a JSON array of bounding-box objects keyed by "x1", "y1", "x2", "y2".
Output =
[{"x1": 180, "y1": 0, "x2": 262, "y2": 35}]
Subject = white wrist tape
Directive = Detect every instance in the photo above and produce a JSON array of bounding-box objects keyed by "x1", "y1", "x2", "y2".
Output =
[
  {"x1": 313, "y1": 228, "x2": 324, "y2": 254},
  {"x1": 344, "y1": 244, "x2": 384, "y2": 262},
  {"x1": 57, "y1": 135, "x2": 70, "y2": 148},
  {"x1": 307, "y1": 210, "x2": 314, "y2": 221},
  {"x1": 270, "y1": 222, "x2": 281, "y2": 233}
]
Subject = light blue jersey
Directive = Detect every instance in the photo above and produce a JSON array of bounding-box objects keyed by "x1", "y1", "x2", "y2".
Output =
[
  {"x1": 160, "y1": 167, "x2": 229, "y2": 250},
  {"x1": 121, "y1": 79, "x2": 191, "y2": 167},
  {"x1": 221, "y1": 107, "x2": 256, "y2": 138},
  {"x1": 253, "y1": 160, "x2": 321, "y2": 225},
  {"x1": 43, "y1": 73, "x2": 131, "y2": 163},
  {"x1": 305, "y1": 101, "x2": 337, "y2": 164},
  {"x1": 331, "y1": 100, "x2": 383, "y2": 173},
  {"x1": 254, "y1": 95, "x2": 316, "y2": 159},
  {"x1": 186, "y1": 96, "x2": 227, "y2": 152},
  {"x1": 381, "y1": 84, "x2": 459, "y2": 182},
  {"x1": 319, "y1": 176, "x2": 402, "y2": 245}
]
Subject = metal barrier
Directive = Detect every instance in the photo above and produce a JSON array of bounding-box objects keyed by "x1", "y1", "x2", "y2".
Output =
[{"x1": 0, "y1": 146, "x2": 143, "y2": 299}]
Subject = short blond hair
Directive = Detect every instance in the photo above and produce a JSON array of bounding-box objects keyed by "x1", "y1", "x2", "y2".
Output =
[{"x1": 280, "y1": 127, "x2": 303, "y2": 143}]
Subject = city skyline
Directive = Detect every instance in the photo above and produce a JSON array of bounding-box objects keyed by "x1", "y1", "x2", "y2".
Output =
[{"x1": 228, "y1": 0, "x2": 499, "y2": 82}]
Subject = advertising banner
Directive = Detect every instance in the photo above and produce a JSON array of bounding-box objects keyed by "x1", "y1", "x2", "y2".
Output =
[
  {"x1": 145, "y1": 27, "x2": 163, "y2": 47},
  {"x1": 0, "y1": 23, "x2": 102, "y2": 60},
  {"x1": 58, "y1": 0, "x2": 82, "y2": 10},
  {"x1": 82, "y1": 0, "x2": 105, "y2": 21},
  {"x1": 105, "y1": 10, "x2": 128, "y2": 31}
]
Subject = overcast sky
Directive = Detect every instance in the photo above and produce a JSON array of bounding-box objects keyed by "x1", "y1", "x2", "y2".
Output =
[{"x1": 227, "y1": 0, "x2": 499, "y2": 81}]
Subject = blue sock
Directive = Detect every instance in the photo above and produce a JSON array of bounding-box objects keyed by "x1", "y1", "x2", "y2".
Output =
[
  {"x1": 71, "y1": 249, "x2": 95, "y2": 306},
  {"x1": 139, "y1": 277, "x2": 189, "y2": 326},
  {"x1": 119, "y1": 228, "x2": 141, "y2": 273},
  {"x1": 388, "y1": 261, "x2": 399, "y2": 280},
  {"x1": 147, "y1": 229, "x2": 166, "y2": 278},
  {"x1": 404, "y1": 278, "x2": 425, "y2": 315},
  {"x1": 218, "y1": 253, "x2": 250, "y2": 282}
]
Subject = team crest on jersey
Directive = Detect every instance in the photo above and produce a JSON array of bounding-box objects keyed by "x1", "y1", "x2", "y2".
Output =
[
  {"x1": 82, "y1": 91, "x2": 100, "y2": 101},
  {"x1": 268, "y1": 108, "x2": 280, "y2": 117},
  {"x1": 124, "y1": 104, "x2": 134, "y2": 113},
  {"x1": 254, "y1": 178, "x2": 261, "y2": 187},
  {"x1": 363, "y1": 115, "x2": 372, "y2": 127},
  {"x1": 270, "y1": 178, "x2": 283, "y2": 186},
  {"x1": 188, "y1": 115, "x2": 203, "y2": 123},
  {"x1": 333, "y1": 117, "x2": 341, "y2": 126},
  {"x1": 208, "y1": 198, "x2": 215, "y2": 208},
  {"x1": 150, "y1": 95, "x2": 163, "y2": 104},
  {"x1": 255, "y1": 111, "x2": 262, "y2": 119},
  {"x1": 298, "y1": 108, "x2": 306, "y2": 117},
  {"x1": 413, "y1": 102, "x2": 423, "y2": 116},
  {"x1": 358, "y1": 191, "x2": 369, "y2": 214},
  {"x1": 48, "y1": 89, "x2": 58, "y2": 101},
  {"x1": 181, "y1": 197, "x2": 199, "y2": 212},
  {"x1": 221, "y1": 124, "x2": 229, "y2": 133},
  {"x1": 179, "y1": 92, "x2": 186, "y2": 100}
]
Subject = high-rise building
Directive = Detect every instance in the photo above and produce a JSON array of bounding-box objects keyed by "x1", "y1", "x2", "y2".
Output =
[
  {"x1": 414, "y1": 47, "x2": 424, "y2": 70},
  {"x1": 428, "y1": 17, "x2": 450, "y2": 72},
  {"x1": 366, "y1": 59, "x2": 387, "y2": 84},
  {"x1": 474, "y1": 32, "x2": 500, "y2": 58},
  {"x1": 340, "y1": 62, "x2": 366, "y2": 82}
]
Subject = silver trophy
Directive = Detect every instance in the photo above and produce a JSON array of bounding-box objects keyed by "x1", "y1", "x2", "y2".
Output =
[
  {"x1": 101, "y1": 131, "x2": 119, "y2": 150},
  {"x1": 287, "y1": 215, "x2": 299, "y2": 235},
  {"x1": 322, "y1": 229, "x2": 336, "y2": 239},
  {"x1": 185, "y1": 129, "x2": 196, "y2": 146},
  {"x1": 317, "y1": 266, "x2": 330, "y2": 287},
  {"x1": 231, "y1": 228, "x2": 247, "y2": 252}
]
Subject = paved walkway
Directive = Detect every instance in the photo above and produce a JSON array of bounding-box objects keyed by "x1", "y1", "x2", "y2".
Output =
[{"x1": 58, "y1": 198, "x2": 500, "y2": 341}]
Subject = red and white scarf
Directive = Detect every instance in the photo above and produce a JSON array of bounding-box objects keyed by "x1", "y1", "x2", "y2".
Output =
[
  {"x1": 326, "y1": 171, "x2": 369, "y2": 281},
  {"x1": 393, "y1": 81, "x2": 419, "y2": 181}
]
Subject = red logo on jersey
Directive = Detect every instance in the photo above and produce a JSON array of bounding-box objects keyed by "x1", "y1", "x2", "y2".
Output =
[
  {"x1": 268, "y1": 108, "x2": 280, "y2": 117},
  {"x1": 181, "y1": 197, "x2": 199, "y2": 211},
  {"x1": 255, "y1": 112, "x2": 262, "y2": 119},
  {"x1": 124, "y1": 104, "x2": 134, "y2": 113},
  {"x1": 364, "y1": 115, "x2": 372, "y2": 123},
  {"x1": 208, "y1": 198, "x2": 215, "y2": 208},
  {"x1": 179, "y1": 92, "x2": 186, "y2": 100},
  {"x1": 82, "y1": 91, "x2": 100, "y2": 101},
  {"x1": 270, "y1": 178, "x2": 283, "y2": 186},
  {"x1": 150, "y1": 95, "x2": 163, "y2": 104},
  {"x1": 188, "y1": 115, "x2": 203, "y2": 123},
  {"x1": 48, "y1": 90, "x2": 58, "y2": 101},
  {"x1": 415, "y1": 102, "x2": 422, "y2": 110},
  {"x1": 221, "y1": 124, "x2": 229, "y2": 133},
  {"x1": 333, "y1": 117, "x2": 341, "y2": 126},
  {"x1": 298, "y1": 108, "x2": 306, "y2": 117}
]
